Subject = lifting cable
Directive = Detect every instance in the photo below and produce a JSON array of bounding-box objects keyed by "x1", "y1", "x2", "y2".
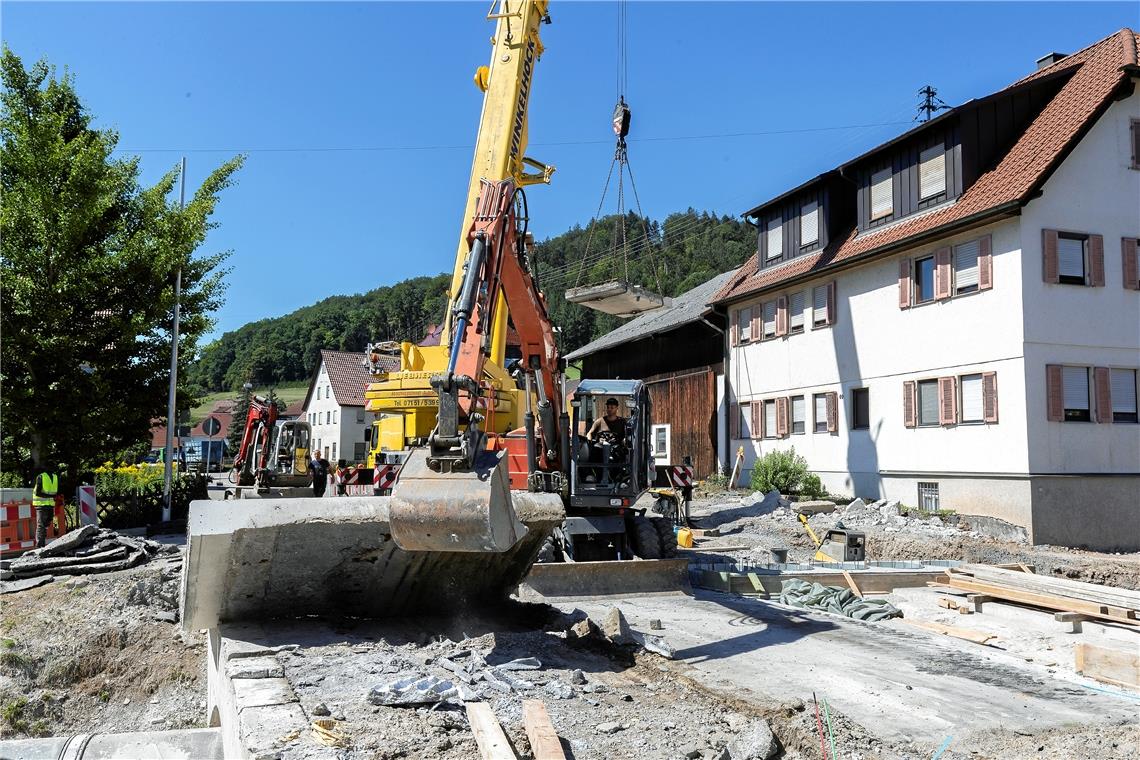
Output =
[{"x1": 572, "y1": 0, "x2": 663, "y2": 296}]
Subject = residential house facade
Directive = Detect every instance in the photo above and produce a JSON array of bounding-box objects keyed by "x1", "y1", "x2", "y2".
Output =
[{"x1": 712, "y1": 31, "x2": 1140, "y2": 550}]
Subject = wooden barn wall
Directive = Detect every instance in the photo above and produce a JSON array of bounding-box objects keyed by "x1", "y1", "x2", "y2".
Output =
[
  {"x1": 644, "y1": 366, "x2": 719, "y2": 477},
  {"x1": 578, "y1": 322, "x2": 722, "y2": 380}
]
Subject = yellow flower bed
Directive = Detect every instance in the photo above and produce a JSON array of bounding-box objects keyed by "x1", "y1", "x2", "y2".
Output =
[{"x1": 94, "y1": 461, "x2": 179, "y2": 493}]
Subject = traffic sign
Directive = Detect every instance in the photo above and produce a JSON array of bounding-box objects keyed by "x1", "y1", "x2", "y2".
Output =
[{"x1": 202, "y1": 416, "x2": 221, "y2": 437}]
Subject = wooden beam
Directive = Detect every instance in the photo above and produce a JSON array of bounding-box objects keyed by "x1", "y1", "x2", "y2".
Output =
[
  {"x1": 466, "y1": 702, "x2": 517, "y2": 760},
  {"x1": 898, "y1": 619, "x2": 998, "y2": 646},
  {"x1": 523, "y1": 700, "x2": 567, "y2": 760},
  {"x1": 1075, "y1": 642, "x2": 1140, "y2": 689},
  {"x1": 937, "y1": 577, "x2": 1140, "y2": 627},
  {"x1": 842, "y1": 570, "x2": 863, "y2": 598}
]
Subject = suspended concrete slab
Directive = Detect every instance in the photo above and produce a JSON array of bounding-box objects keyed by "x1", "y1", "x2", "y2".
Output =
[{"x1": 564, "y1": 280, "x2": 665, "y2": 318}]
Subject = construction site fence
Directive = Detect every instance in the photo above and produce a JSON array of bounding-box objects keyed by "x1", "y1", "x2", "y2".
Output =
[{"x1": 82, "y1": 474, "x2": 208, "y2": 530}]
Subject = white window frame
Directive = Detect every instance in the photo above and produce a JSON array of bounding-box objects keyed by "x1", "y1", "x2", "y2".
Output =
[
  {"x1": 738, "y1": 307, "x2": 752, "y2": 343},
  {"x1": 959, "y1": 373, "x2": 984, "y2": 424},
  {"x1": 954, "y1": 239, "x2": 981, "y2": 295},
  {"x1": 918, "y1": 144, "x2": 946, "y2": 200},
  {"x1": 870, "y1": 167, "x2": 893, "y2": 221},
  {"x1": 813, "y1": 393, "x2": 828, "y2": 433},
  {"x1": 800, "y1": 200, "x2": 819, "y2": 247},
  {"x1": 763, "y1": 400, "x2": 777, "y2": 439},
  {"x1": 1057, "y1": 233, "x2": 1088, "y2": 285},
  {"x1": 1062, "y1": 366, "x2": 1091, "y2": 422},
  {"x1": 651, "y1": 423, "x2": 671, "y2": 464},
  {"x1": 791, "y1": 395, "x2": 805, "y2": 435},
  {"x1": 789, "y1": 291, "x2": 805, "y2": 334},
  {"x1": 914, "y1": 255, "x2": 936, "y2": 304},
  {"x1": 766, "y1": 217, "x2": 783, "y2": 260},
  {"x1": 917, "y1": 379, "x2": 940, "y2": 427},
  {"x1": 762, "y1": 301, "x2": 777, "y2": 339},
  {"x1": 1111, "y1": 368, "x2": 1138, "y2": 423}
]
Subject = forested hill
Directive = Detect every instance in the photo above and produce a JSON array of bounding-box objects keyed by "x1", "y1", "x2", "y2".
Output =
[{"x1": 188, "y1": 210, "x2": 756, "y2": 393}]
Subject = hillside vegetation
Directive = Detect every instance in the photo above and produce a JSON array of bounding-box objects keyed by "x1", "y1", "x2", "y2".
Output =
[{"x1": 188, "y1": 210, "x2": 755, "y2": 393}]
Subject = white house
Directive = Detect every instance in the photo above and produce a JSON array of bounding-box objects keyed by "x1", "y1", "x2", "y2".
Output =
[
  {"x1": 302, "y1": 350, "x2": 396, "y2": 465},
  {"x1": 712, "y1": 31, "x2": 1140, "y2": 550}
]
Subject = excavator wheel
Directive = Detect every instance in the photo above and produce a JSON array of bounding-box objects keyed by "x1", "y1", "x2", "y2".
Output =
[
  {"x1": 650, "y1": 516, "x2": 678, "y2": 558},
  {"x1": 630, "y1": 516, "x2": 662, "y2": 560}
]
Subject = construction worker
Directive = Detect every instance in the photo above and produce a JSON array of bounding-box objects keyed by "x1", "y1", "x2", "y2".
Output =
[
  {"x1": 32, "y1": 463, "x2": 60, "y2": 548},
  {"x1": 310, "y1": 452, "x2": 329, "y2": 497}
]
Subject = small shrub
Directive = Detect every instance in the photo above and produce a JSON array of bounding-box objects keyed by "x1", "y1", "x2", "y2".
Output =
[
  {"x1": 702, "y1": 472, "x2": 729, "y2": 491},
  {"x1": 750, "y1": 448, "x2": 809, "y2": 494},
  {"x1": 800, "y1": 472, "x2": 827, "y2": 499}
]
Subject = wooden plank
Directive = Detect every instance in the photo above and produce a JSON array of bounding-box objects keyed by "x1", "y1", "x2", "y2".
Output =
[
  {"x1": 898, "y1": 619, "x2": 998, "y2": 646},
  {"x1": 1075, "y1": 642, "x2": 1140, "y2": 689},
  {"x1": 466, "y1": 702, "x2": 517, "y2": 760},
  {"x1": 841, "y1": 570, "x2": 863, "y2": 598},
  {"x1": 953, "y1": 565, "x2": 1140, "y2": 610},
  {"x1": 939, "y1": 577, "x2": 1140, "y2": 626},
  {"x1": 522, "y1": 700, "x2": 566, "y2": 760}
]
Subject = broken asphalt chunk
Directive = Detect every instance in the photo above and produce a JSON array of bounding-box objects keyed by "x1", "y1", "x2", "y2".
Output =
[{"x1": 367, "y1": 676, "x2": 458, "y2": 706}]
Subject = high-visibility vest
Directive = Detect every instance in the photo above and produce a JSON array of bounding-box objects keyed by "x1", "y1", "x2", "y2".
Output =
[{"x1": 33, "y1": 473, "x2": 59, "y2": 507}]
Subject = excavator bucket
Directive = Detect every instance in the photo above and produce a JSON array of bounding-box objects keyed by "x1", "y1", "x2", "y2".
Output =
[{"x1": 388, "y1": 449, "x2": 526, "y2": 553}]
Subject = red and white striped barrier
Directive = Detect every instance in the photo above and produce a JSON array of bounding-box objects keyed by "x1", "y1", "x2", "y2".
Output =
[
  {"x1": 668, "y1": 465, "x2": 694, "y2": 489},
  {"x1": 77, "y1": 485, "x2": 99, "y2": 527}
]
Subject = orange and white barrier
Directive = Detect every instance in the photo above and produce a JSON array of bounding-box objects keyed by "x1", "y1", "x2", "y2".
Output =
[{"x1": 1, "y1": 492, "x2": 67, "y2": 556}]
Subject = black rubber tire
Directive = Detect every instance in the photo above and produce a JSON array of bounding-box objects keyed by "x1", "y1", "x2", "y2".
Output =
[
  {"x1": 651, "y1": 517, "x2": 678, "y2": 558},
  {"x1": 537, "y1": 534, "x2": 563, "y2": 563},
  {"x1": 631, "y1": 516, "x2": 663, "y2": 559}
]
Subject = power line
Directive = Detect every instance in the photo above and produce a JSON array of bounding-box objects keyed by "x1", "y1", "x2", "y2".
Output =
[{"x1": 110, "y1": 121, "x2": 913, "y2": 155}]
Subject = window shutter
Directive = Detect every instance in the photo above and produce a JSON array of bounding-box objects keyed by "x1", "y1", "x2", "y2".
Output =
[
  {"x1": 1042, "y1": 230, "x2": 1059, "y2": 283},
  {"x1": 776, "y1": 296, "x2": 788, "y2": 337},
  {"x1": 1094, "y1": 367, "x2": 1112, "y2": 423},
  {"x1": 919, "y1": 144, "x2": 946, "y2": 200},
  {"x1": 1111, "y1": 369, "x2": 1137, "y2": 415},
  {"x1": 938, "y1": 377, "x2": 957, "y2": 425},
  {"x1": 1045, "y1": 365, "x2": 1064, "y2": 421},
  {"x1": 982, "y1": 372, "x2": 999, "y2": 423},
  {"x1": 870, "y1": 168, "x2": 892, "y2": 219},
  {"x1": 763, "y1": 301, "x2": 776, "y2": 337},
  {"x1": 1089, "y1": 234, "x2": 1105, "y2": 287},
  {"x1": 750, "y1": 308, "x2": 760, "y2": 342},
  {"x1": 1123, "y1": 238, "x2": 1139, "y2": 290},
  {"x1": 800, "y1": 201, "x2": 819, "y2": 246},
  {"x1": 825, "y1": 282, "x2": 836, "y2": 325},
  {"x1": 954, "y1": 239, "x2": 980, "y2": 291},
  {"x1": 898, "y1": 259, "x2": 911, "y2": 309},
  {"x1": 730, "y1": 311, "x2": 739, "y2": 346},
  {"x1": 813, "y1": 286, "x2": 828, "y2": 324},
  {"x1": 789, "y1": 291, "x2": 805, "y2": 331},
  {"x1": 766, "y1": 217, "x2": 783, "y2": 260},
  {"x1": 826, "y1": 392, "x2": 838, "y2": 433},
  {"x1": 1058, "y1": 236, "x2": 1085, "y2": 280},
  {"x1": 978, "y1": 235, "x2": 993, "y2": 291},
  {"x1": 776, "y1": 397, "x2": 789, "y2": 437},
  {"x1": 755, "y1": 401, "x2": 765, "y2": 439},
  {"x1": 903, "y1": 381, "x2": 917, "y2": 428},
  {"x1": 935, "y1": 247, "x2": 953, "y2": 299},
  {"x1": 731, "y1": 403, "x2": 740, "y2": 439}
]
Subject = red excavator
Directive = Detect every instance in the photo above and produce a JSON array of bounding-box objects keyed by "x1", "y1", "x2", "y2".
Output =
[{"x1": 229, "y1": 394, "x2": 313, "y2": 493}]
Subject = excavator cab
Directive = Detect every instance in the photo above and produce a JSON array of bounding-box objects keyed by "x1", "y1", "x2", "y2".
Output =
[{"x1": 244, "y1": 420, "x2": 312, "y2": 488}]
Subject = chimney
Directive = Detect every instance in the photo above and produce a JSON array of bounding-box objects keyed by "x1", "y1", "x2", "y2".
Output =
[{"x1": 1036, "y1": 51, "x2": 1068, "y2": 70}]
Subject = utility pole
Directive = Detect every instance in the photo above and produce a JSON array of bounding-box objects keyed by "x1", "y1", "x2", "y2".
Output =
[
  {"x1": 162, "y1": 156, "x2": 186, "y2": 523},
  {"x1": 916, "y1": 85, "x2": 950, "y2": 122}
]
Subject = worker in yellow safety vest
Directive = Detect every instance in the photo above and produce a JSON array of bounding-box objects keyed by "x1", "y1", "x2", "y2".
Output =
[{"x1": 32, "y1": 465, "x2": 60, "y2": 548}]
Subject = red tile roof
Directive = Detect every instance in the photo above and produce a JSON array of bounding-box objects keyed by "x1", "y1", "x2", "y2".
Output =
[
  {"x1": 714, "y1": 29, "x2": 1138, "y2": 305},
  {"x1": 314, "y1": 350, "x2": 396, "y2": 407}
]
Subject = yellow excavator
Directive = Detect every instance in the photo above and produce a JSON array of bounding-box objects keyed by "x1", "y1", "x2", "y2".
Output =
[{"x1": 363, "y1": 0, "x2": 555, "y2": 458}]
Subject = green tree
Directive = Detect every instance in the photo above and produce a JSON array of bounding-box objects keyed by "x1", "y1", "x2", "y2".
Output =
[
  {"x1": 227, "y1": 386, "x2": 253, "y2": 454},
  {"x1": 0, "y1": 48, "x2": 244, "y2": 485}
]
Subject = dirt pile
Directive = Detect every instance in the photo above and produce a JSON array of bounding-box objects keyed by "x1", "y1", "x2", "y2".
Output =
[{"x1": 0, "y1": 548, "x2": 206, "y2": 739}]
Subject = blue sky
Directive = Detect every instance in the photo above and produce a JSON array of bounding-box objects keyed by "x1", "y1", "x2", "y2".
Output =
[{"x1": 4, "y1": 1, "x2": 1136, "y2": 340}]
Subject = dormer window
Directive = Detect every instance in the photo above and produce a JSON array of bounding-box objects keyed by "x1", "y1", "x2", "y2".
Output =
[
  {"x1": 870, "y1": 167, "x2": 893, "y2": 221},
  {"x1": 800, "y1": 200, "x2": 819, "y2": 247},
  {"x1": 919, "y1": 144, "x2": 946, "y2": 200},
  {"x1": 766, "y1": 217, "x2": 783, "y2": 260}
]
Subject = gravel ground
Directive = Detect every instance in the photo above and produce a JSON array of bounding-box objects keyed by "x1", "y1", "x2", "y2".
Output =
[{"x1": 685, "y1": 488, "x2": 1140, "y2": 590}]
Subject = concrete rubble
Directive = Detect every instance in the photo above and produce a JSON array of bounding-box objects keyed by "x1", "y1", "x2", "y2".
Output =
[{"x1": 0, "y1": 527, "x2": 175, "y2": 591}]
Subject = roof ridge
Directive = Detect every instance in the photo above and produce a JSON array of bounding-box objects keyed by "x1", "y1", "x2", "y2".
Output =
[{"x1": 1120, "y1": 28, "x2": 1138, "y2": 68}]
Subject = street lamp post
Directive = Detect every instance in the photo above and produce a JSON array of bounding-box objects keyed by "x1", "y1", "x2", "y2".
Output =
[{"x1": 162, "y1": 157, "x2": 187, "y2": 523}]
